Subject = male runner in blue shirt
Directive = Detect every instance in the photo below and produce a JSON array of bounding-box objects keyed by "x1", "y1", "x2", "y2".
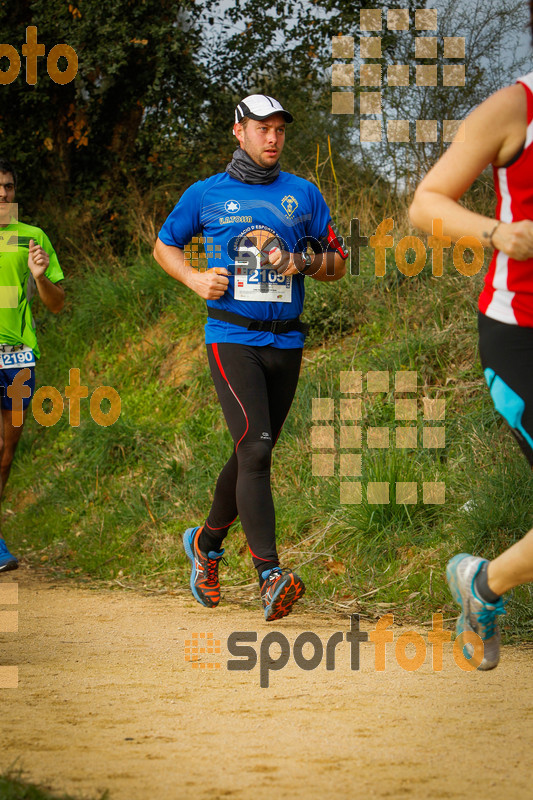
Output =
[{"x1": 154, "y1": 95, "x2": 347, "y2": 620}]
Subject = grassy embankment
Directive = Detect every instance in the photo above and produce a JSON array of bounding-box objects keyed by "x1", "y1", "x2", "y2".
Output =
[
  {"x1": 3, "y1": 221, "x2": 532, "y2": 643},
  {"x1": 0, "y1": 772, "x2": 106, "y2": 799}
]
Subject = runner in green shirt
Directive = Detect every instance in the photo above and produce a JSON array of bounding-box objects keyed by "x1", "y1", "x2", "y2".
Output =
[{"x1": 0, "y1": 158, "x2": 65, "y2": 571}]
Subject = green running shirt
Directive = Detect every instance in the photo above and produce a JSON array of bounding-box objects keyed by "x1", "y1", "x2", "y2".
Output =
[{"x1": 0, "y1": 220, "x2": 64, "y2": 359}]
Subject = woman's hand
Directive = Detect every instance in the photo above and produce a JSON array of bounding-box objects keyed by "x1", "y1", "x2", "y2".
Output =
[{"x1": 491, "y1": 220, "x2": 533, "y2": 261}]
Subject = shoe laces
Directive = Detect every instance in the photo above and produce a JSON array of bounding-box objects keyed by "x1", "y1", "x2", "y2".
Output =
[
  {"x1": 264, "y1": 567, "x2": 283, "y2": 586},
  {"x1": 477, "y1": 598, "x2": 506, "y2": 638},
  {"x1": 262, "y1": 569, "x2": 284, "y2": 600},
  {"x1": 206, "y1": 554, "x2": 226, "y2": 586}
]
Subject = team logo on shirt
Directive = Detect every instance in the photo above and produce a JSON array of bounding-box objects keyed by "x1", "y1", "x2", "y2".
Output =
[
  {"x1": 225, "y1": 200, "x2": 240, "y2": 213},
  {"x1": 281, "y1": 195, "x2": 298, "y2": 218},
  {"x1": 0, "y1": 233, "x2": 22, "y2": 254}
]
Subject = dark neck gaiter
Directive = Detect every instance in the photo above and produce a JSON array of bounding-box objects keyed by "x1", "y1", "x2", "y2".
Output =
[{"x1": 225, "y1": 147, "x2": 280, "y2": 184}]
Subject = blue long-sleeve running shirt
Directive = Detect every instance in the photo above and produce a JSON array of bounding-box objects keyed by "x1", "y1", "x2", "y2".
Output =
[{"x1": 158, "y1": 171, "x2": 333, "y2": 348}]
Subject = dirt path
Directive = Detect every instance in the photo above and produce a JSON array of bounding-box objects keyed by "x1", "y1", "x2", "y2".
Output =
[{"x1": 0, "y1": 567, "x2": 531, "y2": 800}]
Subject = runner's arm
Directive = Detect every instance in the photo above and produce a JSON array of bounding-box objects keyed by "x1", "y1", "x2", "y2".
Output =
[
  {"x1": 28, "y1": 240, "x2": 64, "y2": 313},
  {"x1": 267, "y1": 248, "x2": 346, "y2": 281},
  {"x1": 301, "y1": 250, "x2": 347, "y2": 282},
  {"x1": 409, "y1": 84, "x2": 533, "y2": 260},
  {"x1": 268, "y1": 221, "x2": 348, "y2": 282},
  {"x1": 34, "y1": 276, "x2": 64, "y2": 313},
  {"x1": 153, "y1": 238, "x2": 230, "y2": 300},
  {"x1": 297, "y1": 221, "x2": 348, "y2": 281}
]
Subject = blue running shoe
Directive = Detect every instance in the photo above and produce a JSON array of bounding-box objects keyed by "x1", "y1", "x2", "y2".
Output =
[
  {"x1": 260, "y1": 567, "x2": 305, "y2": 621},
  {"x1": 446, "y1": 553, "x2": 506, "y2": 670},
  {"x1": 183, "y1": 527, "x2": 224, "y2": 608},
  {"x1": 0, "y1": 538, "x2": 18, "y2": 572}
]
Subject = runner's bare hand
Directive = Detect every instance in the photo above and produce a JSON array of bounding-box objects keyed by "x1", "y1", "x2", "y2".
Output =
[
  {"x1": 267, "y1": 247, "x2": 299, "y2": 276},
  {"x1": 492, "y1": 220, "x2": 533, "y2": 260},
  {"x1": 191, "y1": 267, "x2": 230, "y2": 300},
  {"x1": 28, "y1": 239, "x2": 50, "y2": 279}
]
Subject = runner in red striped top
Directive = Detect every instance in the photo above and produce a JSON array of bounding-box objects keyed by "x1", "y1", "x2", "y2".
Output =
[
  {"x1": 479, "y1": 71, "x2": 533, "y2": 326},
  {"x1": 409, "y1": 0, "x2": 533, "y2": 670}
]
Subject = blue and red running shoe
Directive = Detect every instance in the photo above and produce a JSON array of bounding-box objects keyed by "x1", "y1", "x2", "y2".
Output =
[
  {"x1": 260, "y1": 567, "x2": 305, "y2": 621},
  {"x1": 183, "y1": 527, "x2": 224, "y2": 608}
]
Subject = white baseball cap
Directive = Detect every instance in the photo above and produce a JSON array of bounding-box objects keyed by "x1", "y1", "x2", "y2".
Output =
[{"x1": 234, "y1": 94, "x2": 293, "y2": 124}]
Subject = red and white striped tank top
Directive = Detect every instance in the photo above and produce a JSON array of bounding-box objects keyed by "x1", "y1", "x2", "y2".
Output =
[{"x1": 478, "y1": 72, "x2": 533, "y2": 327}]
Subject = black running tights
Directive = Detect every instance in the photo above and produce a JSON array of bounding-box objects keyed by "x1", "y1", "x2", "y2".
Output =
[{"x1": 201, "y1": 343, "x2": 302, "y2": 576}]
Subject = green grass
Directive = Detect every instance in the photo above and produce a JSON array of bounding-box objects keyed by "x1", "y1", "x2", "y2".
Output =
[
  {"x1": 4, "y1": 246, "x2": 532, "y2": 642},
  {"x1": 0, "y1": 773, "x2": 107, "y2": 800}
]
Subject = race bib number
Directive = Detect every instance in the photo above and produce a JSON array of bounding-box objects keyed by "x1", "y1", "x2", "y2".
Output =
[
  {"x1": 233, "y1": 229, "x2": 293, "y2": 303},
  {"x1": 0, "y1": 344, "x2": 35, "y2": 368},
  {"x1": 234, "y1": 266, "x2": 292, "y2": 303}
]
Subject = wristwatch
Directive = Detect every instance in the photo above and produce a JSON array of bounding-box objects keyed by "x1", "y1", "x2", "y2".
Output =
[{"x1": 301, "y1": 251, "x2": 314, "y2": 274}]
